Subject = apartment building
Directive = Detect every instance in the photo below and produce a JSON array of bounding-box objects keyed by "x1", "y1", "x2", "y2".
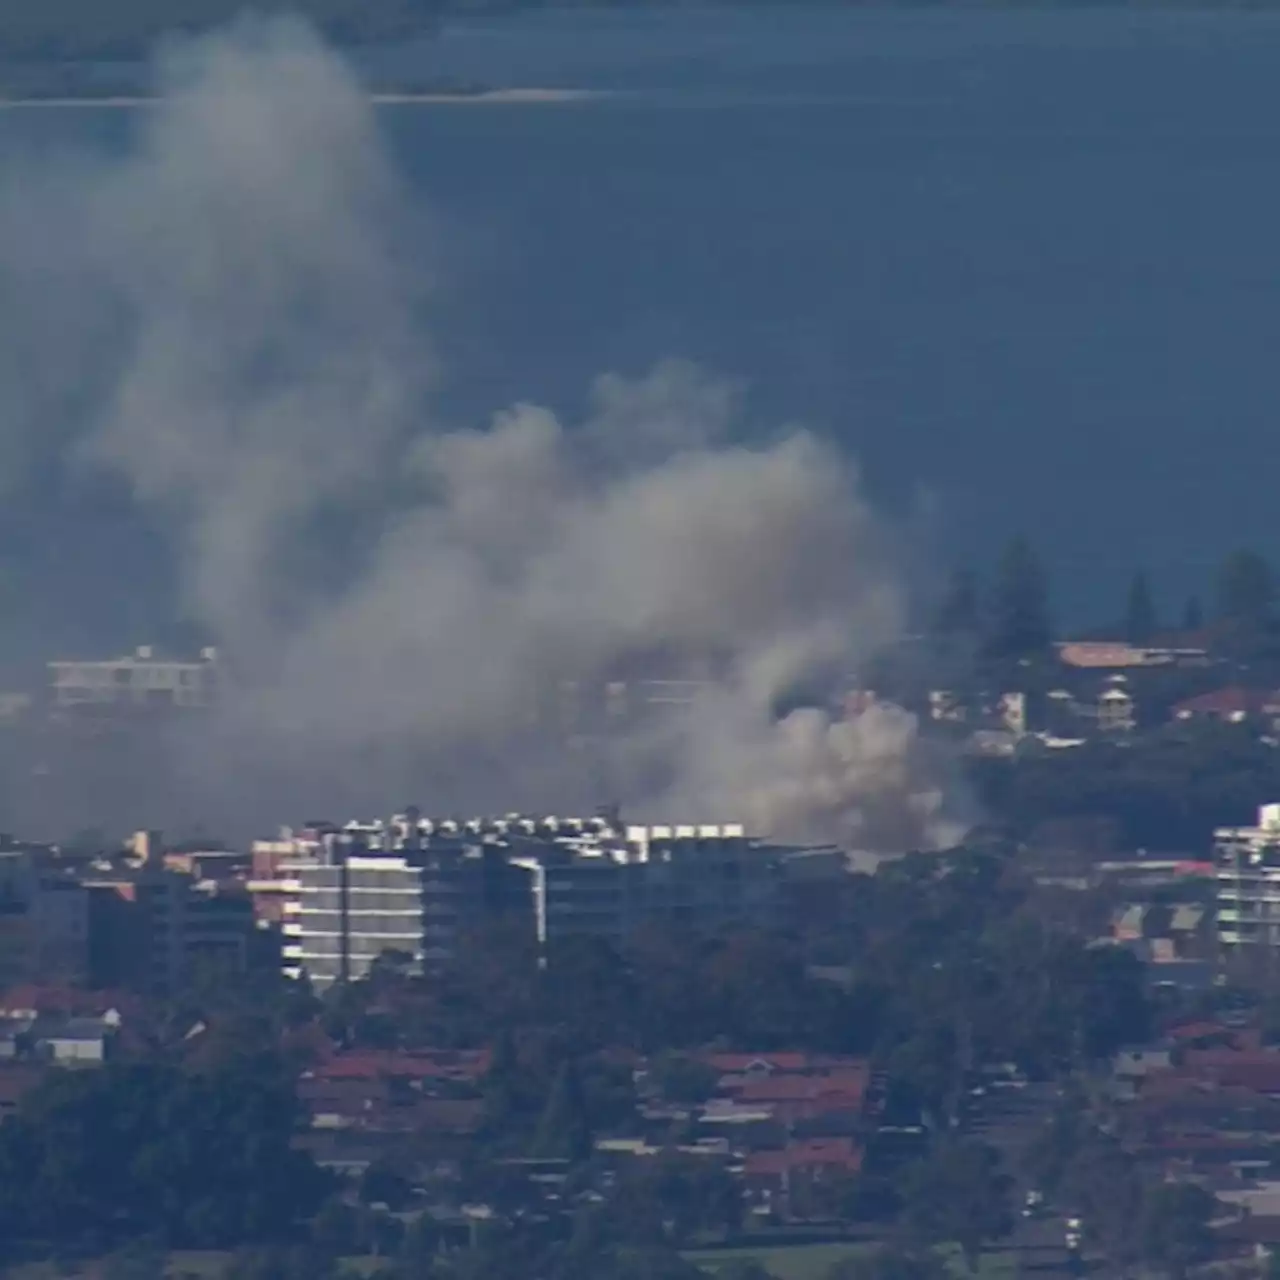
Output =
[
  {"x1": 86, "y1": 866, "x2": 254, "y2": 995},
  {"x1": 48, "y1": 645, "x2": 219, "y2": 710},
  {"x1": 0, "y1": 847, "x2": 89, "y2": 986},
  {"x1": 281, "y1": 817, "x2": 533, "y2": 989},
  {"x1": 280, "y1": 813, "x2": 786, "y2": 986},
  {"x1": 1216, "y1": 804, "x2": 1280, "y2": 954}
]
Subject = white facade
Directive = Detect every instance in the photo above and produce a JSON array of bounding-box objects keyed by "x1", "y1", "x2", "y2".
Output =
[
  {"x1": 1215, "y1": 804, "x2": 1280, "y2": 951},
  {"x1": 277, "y1": 814, "x2": 785, "y2": 984},
  {"x1": 49, "y1": 645, "x2": 219, "y2": 710}
]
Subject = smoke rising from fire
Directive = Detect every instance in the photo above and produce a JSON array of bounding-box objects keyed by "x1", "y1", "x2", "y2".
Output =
[{"x1": 0, "y1": 17, "x2": 966, "y2": 850}]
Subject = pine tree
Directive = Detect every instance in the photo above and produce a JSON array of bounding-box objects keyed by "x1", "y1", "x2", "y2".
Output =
[
  {"x1": 1124, "y1": 571, "x2": 1157, "y2": 645},
  {"x1": 984, "y1": 536, "x2": 1052, "y2": 661},
  {"x1": 531, "y1": 1060, "x2": 593, "y2": 1164},
  {"x1": 934, "y1": 568, "x2": 982, "y2": 638},
  {"x1": 1216, "y1": 549, "x2": 1275, "y2": 630},
  {"x1": 481, "y1": 1028, "x2": 524, "y2": 1138}
]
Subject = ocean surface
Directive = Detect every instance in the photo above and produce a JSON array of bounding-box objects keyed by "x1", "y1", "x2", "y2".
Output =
[{"x1": 8, "y1": 8, "x2": 1280, "y2": 642}]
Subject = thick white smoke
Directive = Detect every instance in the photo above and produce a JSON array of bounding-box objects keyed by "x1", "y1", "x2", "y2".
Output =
[{"x1": 0, "y1": 17, "x2": 965, "y2": 850}]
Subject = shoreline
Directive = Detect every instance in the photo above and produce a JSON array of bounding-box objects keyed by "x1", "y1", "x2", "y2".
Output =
[{"x1": 0, "y1": 87, "x2": 600, "y2": 109}]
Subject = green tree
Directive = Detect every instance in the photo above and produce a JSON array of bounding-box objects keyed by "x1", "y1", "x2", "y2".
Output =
[
  {"x1": 898, "y1": 1140, "x2": 1013, "y2": 1273},
  {"x1": 1124, "y1": 570, "x2": 1157, "y2": 644},
  {"x1": 531, "y1": 1060, "x2": 594, "y2": 1164},
  {"x1": 1216, "y1": 548, "x2": 1274, "y2": 629},
  {"x1": 985, "y1": 536, "x2": 1052, "y2": 662},
  {"x1": 0, "y1": 1055, "x2": 329, "y2": 1252},
  {"x1": 934, "y1": 568, "x2": 982, "y2": 638},
  {"x1": 1138, "y1": 1182, "x2": 1216, "y2": 1279},
  {"x1": 646, "y1": 1051, "x2": 719, "y2": 1105}
]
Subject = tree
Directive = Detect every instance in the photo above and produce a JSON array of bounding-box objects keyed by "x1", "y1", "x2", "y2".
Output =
[
  {"x1": 0, "y1": 1055, "x2": 329, "y2": 1253},
  {"x1": 1216, "y1": 549, "x2": 1274, "y2": 630},
  {"x1": 1182, "y1": 594, "x2": 1204, "y2": 632},
  {"x1": 1138, "y1": 1182, "x2": 1216, "y2": 1279},
  {"x1": 646, "y1": 1051, "x2": 718, "y2": 1105},
  {"x1": 934, "y1": 568, "x2": 982, "y2": 638},
  {"x1": 984, "y1": 536, "x2": 1052, "y2": 662},
  {"x1": 898, "y1": 1139, "x2": 1013, "y2": 1273},
  {"x1": 531, "y1": 1060, "x2": 594, "y2": 1164},
  {"x1": 1124, "y1": 570, "x2": 1157, "y2": 644}
]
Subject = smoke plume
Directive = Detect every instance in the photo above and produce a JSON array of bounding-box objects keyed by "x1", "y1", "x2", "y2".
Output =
[{"x1": 0, "y1": 17, "x2": 965, "y2": 850}]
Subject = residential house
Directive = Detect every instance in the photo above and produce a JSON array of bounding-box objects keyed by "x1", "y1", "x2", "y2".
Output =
[{"x1": 742, "y1": 1138, "x2": 864, "y2": 1221}]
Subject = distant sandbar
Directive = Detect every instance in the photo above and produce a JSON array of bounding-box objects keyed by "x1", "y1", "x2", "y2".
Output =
[{"x1": 0, "y1": 87, "x2": 599, "y2": 109}]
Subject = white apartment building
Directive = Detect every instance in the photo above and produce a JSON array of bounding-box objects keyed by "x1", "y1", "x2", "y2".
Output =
[
  {"x1": 1216, "y1": 803, "x2": 1280, "y2": 952},
  {"x1": 49, "y1": 645, "x2": 219, "y2": 710},
  {"x1": 280, "y1": 816, "x2": 534, "y2": 989},
  {"x1": 277, "y1": 813, "x2": 788, "y2": 988}
]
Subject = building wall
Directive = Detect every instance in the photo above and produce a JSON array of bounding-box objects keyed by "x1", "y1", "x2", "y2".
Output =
[
  {"x1": 1216, "y1": 805, "x2": 1280, "y2": 952},
  {"x1": 48, "y1": 646, "x2": 219, "y2": 710}
]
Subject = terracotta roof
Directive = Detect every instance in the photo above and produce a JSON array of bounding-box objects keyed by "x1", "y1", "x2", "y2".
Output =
[
  {"x1": 734, "y1": 1070, "x2": 870, "y2": 1105},
  {"x1": 1173, "y1": 687, "x2": 1270, "y2": 718},
  {"x1": 0, "y1": 985, "x2": 138, "y2": 1019},
  {"x1": 706, "y1": 1053, "x2": 812, "y2": 1074},
  {"x1": 1168, "y1": 1021, "x2": 1229, "y2": 1042},
  {"x1": 307, "y1": 1049, "x2": 490, "y2": 1083},
  {"x1": 744, "y1": 1138, "x2": 863, "y2": 1177}
]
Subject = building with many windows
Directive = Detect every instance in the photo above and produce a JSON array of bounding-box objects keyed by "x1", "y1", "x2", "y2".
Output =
[
  {"x1": 48, "y1": 645, "x2": 220, "y2": 711},
  {"x1": 280, "y1": 813, "x2": 787, "y2": 988},
  {"x1": 1215, "y1": 803, "x2": 1280, "y2": 954},
  {"x1": 281, "y1": 815, "x2": 533, "y2": 988}
]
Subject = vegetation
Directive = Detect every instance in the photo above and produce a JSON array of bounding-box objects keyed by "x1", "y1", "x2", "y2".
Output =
[{"x1": 0, "y1": 1053, "x2": 328, "y2": 1265}]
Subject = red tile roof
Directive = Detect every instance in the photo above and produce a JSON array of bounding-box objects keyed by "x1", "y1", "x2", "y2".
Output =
[
  {"x1": 1173, "y1": 687, "x2": 1270, "y2": 719},
  {"x1": 706, "y1": 1053, "x2": 812, "y2": 1074},
  {"x1": 0, "y1": 985, "x2": 139, "y2": 1019},
  {"x1": 307, "y1": 1049, "x2": 490, "y2": 1083},
  {"x1": 744, "y1": 1138, "x2": 863, "y2": 1177},
  {"x1": 734, "y1": 1070, "x2": 870, "y2": 1106}
]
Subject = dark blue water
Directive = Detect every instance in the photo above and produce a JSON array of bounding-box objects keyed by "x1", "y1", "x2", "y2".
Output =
[
  {"x1": 394, "y1": 10, "x2": 1280, "y2": 626},
  {"x1": 9, "y1": 8, "x2": 1280, "y2": 645}
]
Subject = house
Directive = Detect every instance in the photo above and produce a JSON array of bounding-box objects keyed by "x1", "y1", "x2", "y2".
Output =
[
  {"x1": 1097, "y1": 681, "x2": 1136, "y2": 733},
  {"x1": 1172, "y1": 687, "x2": 1279, "y2": 724},
  {"x1": 742, "y1": 1138, "x2": 864, "y2": 1220},
  {"x1": 35, "y1": 1015, "x2": 114, "y2": 1064}
]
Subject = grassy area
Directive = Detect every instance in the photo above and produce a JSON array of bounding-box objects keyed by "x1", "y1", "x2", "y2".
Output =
[
  {"x1": 687, "y1": 1241, "x2": 873, "y2": 1279},
  {"x1": 687, "y1": 1241, "x2": 1018, "y2": 1280}
]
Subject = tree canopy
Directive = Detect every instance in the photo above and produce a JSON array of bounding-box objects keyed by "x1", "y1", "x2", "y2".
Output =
[{"x1": 0, "y1": 1054, "x2": 328, "y2": 1255}]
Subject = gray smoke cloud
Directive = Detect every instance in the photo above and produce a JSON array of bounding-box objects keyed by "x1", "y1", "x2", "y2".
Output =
[{"x1": 0, "y1": 16, "x2": 966, "y2": 851}]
